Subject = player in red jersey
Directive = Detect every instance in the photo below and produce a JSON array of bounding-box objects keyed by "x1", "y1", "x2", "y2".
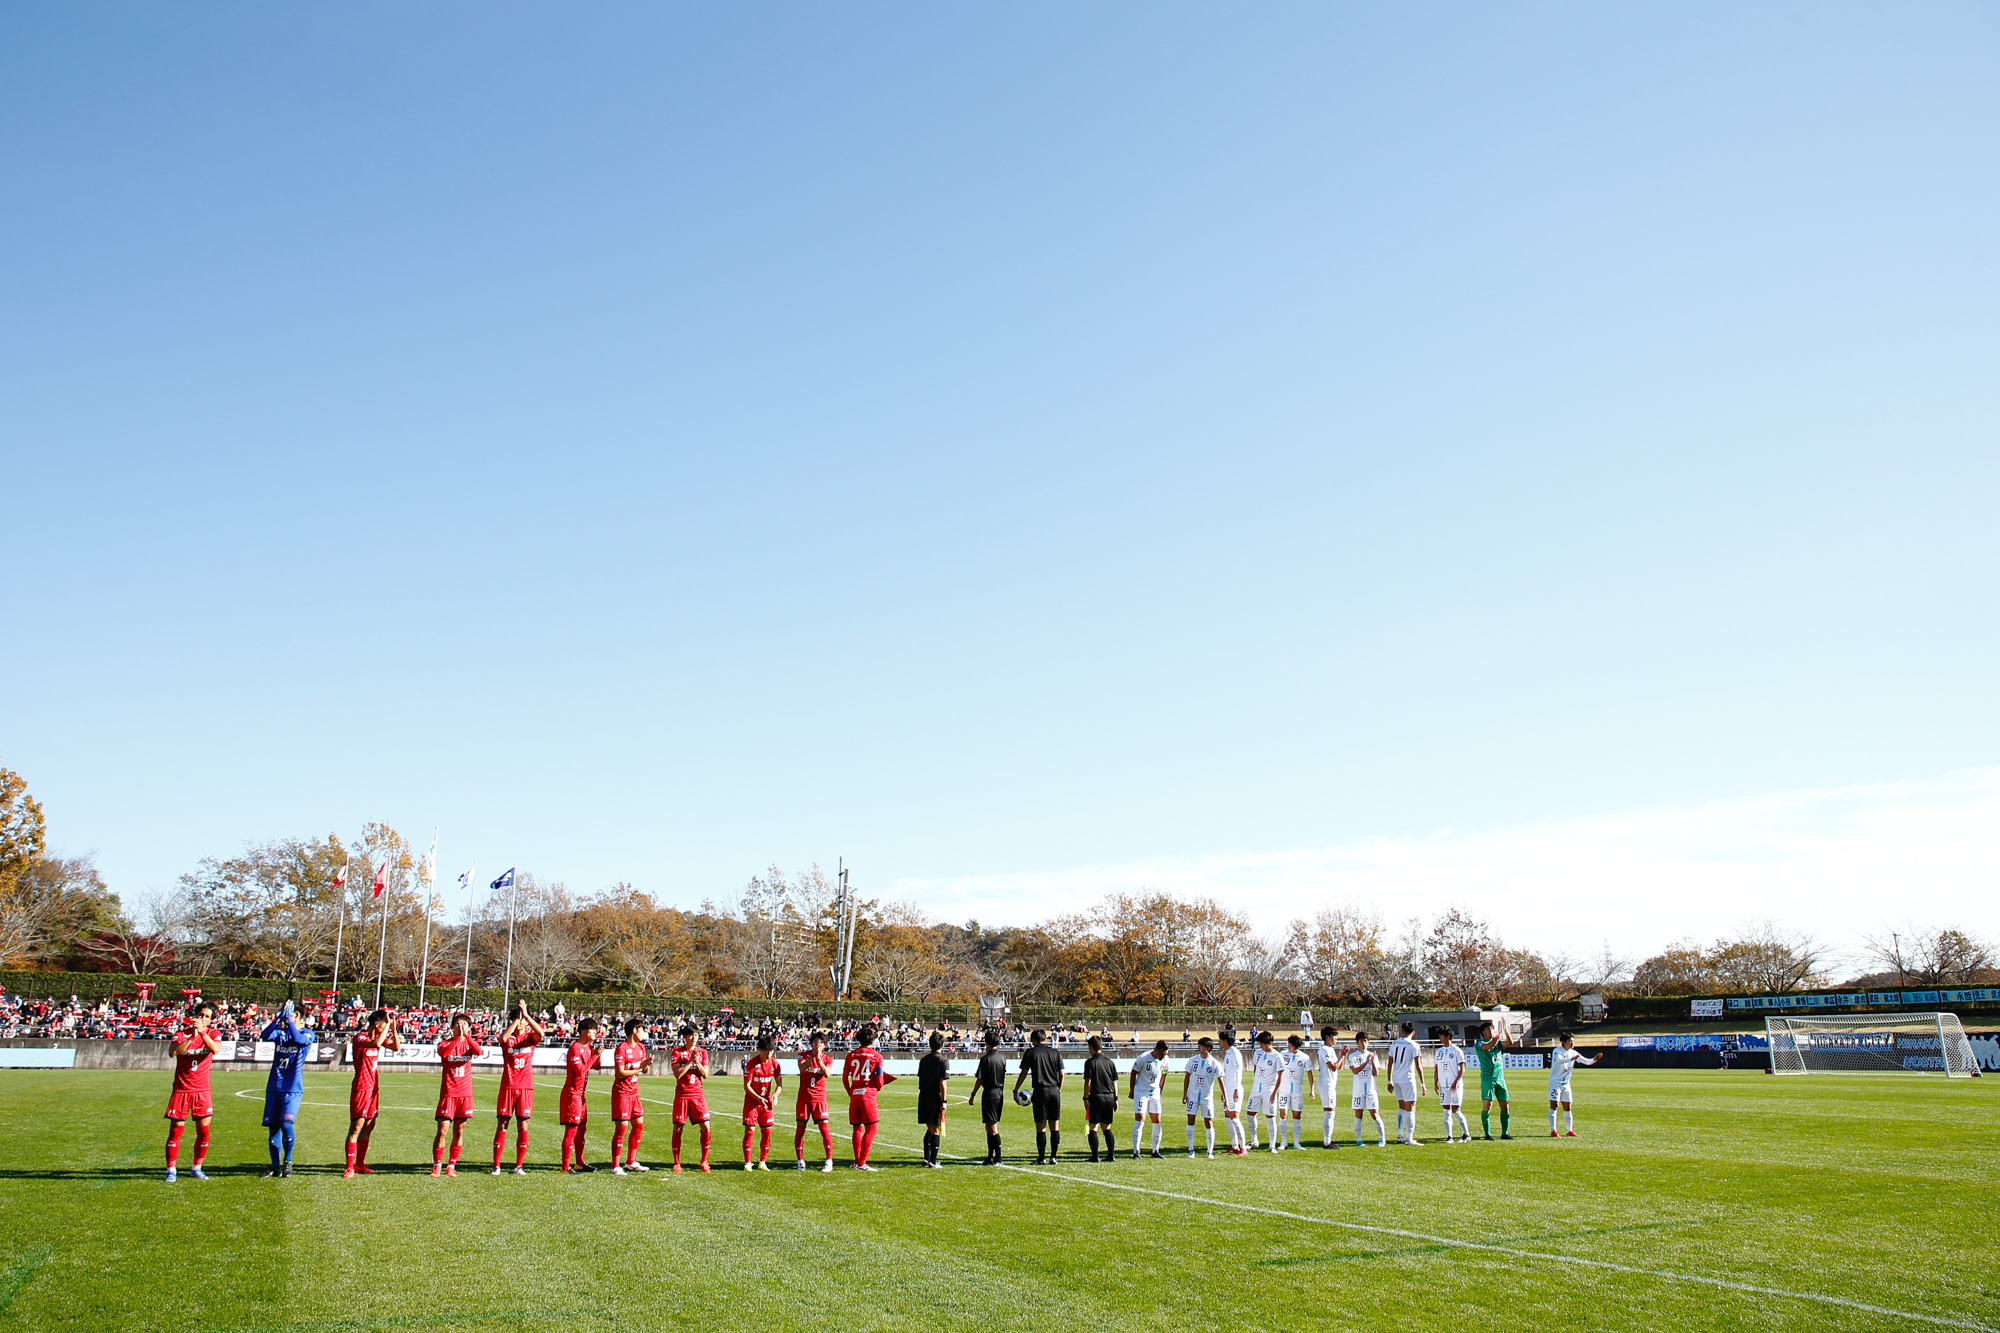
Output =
[
  {"x1": 842, "y1": 1024, "x2": 898, "y2": 1171},
  {"x1": 430, "y1": 1013, "x2": 482, "y2": 1177},
  {"x1": 669, "y1": 1024, "x2": 712, "y2": 1174},
  {"x1": 559, "y1": 1017, "x2": 603, "y2": 1173},
  {"x1": 164, "y1": 1001, "x2": 221, "y2": 1182},
  {"x1": 492, "y1": 1002, "x2": 545, "y2": 1176},
  {"x1": 739, "y1": 1034, "x2": 783, "y2": 1170},
  {"x1": 793, "y1": 1030, "x2": 836, "y2": 1172},
  {"x1": 609, "y1": 1019, "x2": 651, "y2": 1175},
  {"x1": 344, "y1": 1008, "x2": 400, "y2": 1177}
]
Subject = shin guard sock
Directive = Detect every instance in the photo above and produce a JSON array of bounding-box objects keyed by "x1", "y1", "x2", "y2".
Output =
[
  {"x1": 448, "y1": 1138, "x2": 463, "y2": 1166},
  {"x1": 1050, "y1": 1131, "x2": 1060, "y2": 1157},
  {"x1": 697, "y1": 1124, "x2": 709, "y2": 1165},
  {"x1": 1323, "y1": 1109, "x2": 1334, "y2": 1145},
  {"x1": 1132, "y1": 1122, "x2": 1142, "y2": 1155},
  {"x1": 281, "y1": 1123, "x2": 294, "y2": 1163},
  {"x1": 494, "y1": 1126, "x2": 508, "y2": 1169},
  {"x1": 612, "y1": 1124, "x2": 627, "y2": 1164},
  {"x1": 515, "y1": 1127, "x2": 529, "y2": 1168},
  {"x1": 1354, "y1": 1120, "x2": 1364, "y2": 1146},
  {"x1": 345, "y1": 1140, "x2": 358, "y2": 1172},
  {"x1": 268, "y1": 1128, "x2": 283, "y2": 1171},
  {"x1": 1549, "y1": 1108, "x2": 1558, "y2": 1132},
  {"x1": 166, "y1": 1123, "x2": 184, "y2": 1168},
  {"x1": 434, "y1": 1138, "x2": 446, "y2": 1166},
  {"x1": 1087, "y1": 1130, "x2": 1098, "y2": 1158},
  {"x1": 629, "y1": 1122, "x2": 644, "y2": 1163},
  {"x1": 1151, "y1": 1121, "x2": 1163, "y2": 1151},
  {"x1": 561, "y1": 1125, "x2": 578, "y2": 1170},
  {"x1": 1481, "y1": 1106, "x2": 1491, "y2": 1136},
  {"x1": 819, "y1": 1123, "x2": 833, "y2": 1159},
  {"x1": 759, "y1": 1126, "x2": 771, "y2": 1163},
  {"x1": 1036, "y1": 1130, "x2": 1047, "y2": 1160},
  {"x1": 671, "y1": 1128, "x2": 683, "y2": 1167},
  {"x1": 1205, "y1": 1126, "x2": 1215, "y2": 1154},
  {"x1": 1185, "y1": 1123, "x2": 1195, "y2": 1151},
  {"x1": 192, "y1": 1121, "x2": 208, "y2": 1165},
  {"x1": 1564, "y1": 1108, "x2": 1574, "y2": 1132},
  {"x1": 1500, "y1": 1104, "x2": 1510, "y2": 1134},
  {"x1": 794, "y1": 1123, "x2": 807, "y2": 1159}
]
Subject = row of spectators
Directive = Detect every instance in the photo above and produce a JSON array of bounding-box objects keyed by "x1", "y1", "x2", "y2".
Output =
[{"x1": 0, "y1": 993, "x2": 1124, "y2": 1052}]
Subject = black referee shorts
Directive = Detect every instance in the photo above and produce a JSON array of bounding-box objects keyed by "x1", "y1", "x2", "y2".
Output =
[
  {"x1": 1086, "y1": 1094, "x2": 1117, "y2": 1126},
  {"x1": 981, "y1": 1090, "x2": 1006, "y2": 1126},
  {"x1": 1030, "y1": 1089, "x2": 1062, "y2": 1123}
]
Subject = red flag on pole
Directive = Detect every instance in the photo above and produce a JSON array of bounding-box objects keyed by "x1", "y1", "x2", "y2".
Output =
[
  {"x1": 371, "y1": 858, "x2": 389, "y2": 899},
  {"x1": 333, "y1": 857, "x2": 350, "y2": 889}
]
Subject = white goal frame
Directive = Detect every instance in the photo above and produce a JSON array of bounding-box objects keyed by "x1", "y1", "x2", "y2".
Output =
[{"x1": 1766, "y1": 1011, "x2": 1977, "y2": 1077}]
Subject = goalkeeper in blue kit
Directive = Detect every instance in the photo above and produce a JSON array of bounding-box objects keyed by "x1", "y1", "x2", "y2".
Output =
[{"x1": 260, "y1": 1001, "x2": 316, "y2": 1177}]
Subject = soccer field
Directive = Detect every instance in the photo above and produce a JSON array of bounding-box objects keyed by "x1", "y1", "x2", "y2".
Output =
[{"x1": 0, "y1": 1067, "x2": 1993, "y2": 1333}]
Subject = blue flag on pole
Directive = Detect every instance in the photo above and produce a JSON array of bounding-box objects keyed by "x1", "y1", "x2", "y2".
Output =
[{"x1": 490, "y1": 867, "x2": 515, "y2": 892}]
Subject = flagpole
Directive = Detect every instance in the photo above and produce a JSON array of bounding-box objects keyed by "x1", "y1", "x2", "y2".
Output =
[
  {"x1": 416, "y1": 829, "x2": 437, "y2": 1009},
  {"x1": 459, "y1": 865, "x2": 476, "y2": 1014},
  {"x1": 372, "y1": 858, "x2": 391, "y2": 1010},
  {"x1": 501, "y1": 872, "x2": 519, "y2": 1018},
  {"x1": 329, "y1": 857, "x2": 351, "y2": 1002}
]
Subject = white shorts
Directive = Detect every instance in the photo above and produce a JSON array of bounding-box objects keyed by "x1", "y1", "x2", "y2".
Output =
[
  {"x1": 1278, "y1": 1085, "x2": 1304, "y2": 1112},
  {"x1": 1439, "y1": 1090, "x2": 1463, "y2": 1108},
  {"x1": 1350, "y1": 1083, "x2": 1379, "y2": 1111},
  {"x1": 1184, "y1": 1089, "x2": 1215, "y2": 1118},
  {"x1": 1248, "y1": 1084, "x2": 1277, "y2": 1114},
  {"x1": 1221, "y1": 1084, "x2": 1243, "y2": 1112},
  {"x1": 1549, "y1": 1081, "x2": 1573, "y2": 1104},
  {"x1": 1133, "y1": 1092, "x2": 1163, "y2": 1117},
  {"x1": 1318, "y1": 1078, "x2": 1341, "y2": 1107},
  {"x1": 1391, "y1": 1076, "x2": 1418, "y2": 1103}
]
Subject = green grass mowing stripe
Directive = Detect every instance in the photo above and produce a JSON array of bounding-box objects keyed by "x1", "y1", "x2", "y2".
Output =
[
  {"x1": 1253, "y1": 1218, "x2": 1715, "y2": 1266},
  {"x1": 0, "y1": 1246, "x2": 53, "y2": 1315},
  {"x1": 192, "y1": 1308, "x2": 599, "y2": 1333}
]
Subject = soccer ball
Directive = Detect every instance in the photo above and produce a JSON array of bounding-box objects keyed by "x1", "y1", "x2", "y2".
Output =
[{"x1": 1013, "y1": 1087, "x2": 1033, "y2": 1106}]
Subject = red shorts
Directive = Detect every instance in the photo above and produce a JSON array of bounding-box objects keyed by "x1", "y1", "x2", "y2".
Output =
[
  {"x1": 165, "y1": 1090, "x2": 213, "y2": 1121},
  {"x1": 611, "y1": 1083, "x2": 643, "y2": 1121},
  {"x1": 795, "y1": 1096, "x2": 828, "y2": 1121},
  {"x1": 742, "y1": 1100, "x2": 774, "y2": 1127},
  {"x1": 436, "y1": 1093, "x2": 475, "y2": 1121},
  {"x1": 559, "y1": 1088, "x2": 589, "y2": 1126},
  {"x1": 497, "y1": 1084, "x2": 534, "y2": 1118},
  {"x1": 847, "y1": 1094, "x2": 879, "y2": 1127},
  {"x1": 672, "y1": 1092, "x2": 709, "y2": 1125},
  {"x1": 349, "y1": 1084, "x2": 380, "y2": 1121}
]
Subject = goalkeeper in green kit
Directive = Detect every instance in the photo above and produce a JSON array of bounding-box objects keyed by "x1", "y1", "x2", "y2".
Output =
[{"x1": 1476, "y1": 1020, "x2": 1513, "y2": 1140}]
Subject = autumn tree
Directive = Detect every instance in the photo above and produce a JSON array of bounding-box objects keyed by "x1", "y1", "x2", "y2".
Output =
[
  {"x1": 175, "y1": 834, "x2": 348, "y2": 981},
  {"x1": 1628, "y1": 940, "x2": 1717, "y2": 996}
]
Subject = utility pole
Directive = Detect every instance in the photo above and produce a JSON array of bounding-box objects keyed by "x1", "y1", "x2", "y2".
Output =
[{"x1": 828, "y1": 859, "x2": 857, "y2": 1001}]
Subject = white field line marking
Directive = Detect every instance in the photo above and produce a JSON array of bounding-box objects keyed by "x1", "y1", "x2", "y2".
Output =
[{"x1": 229, "y1": 1078, "x2": 1992, "y2": 1332}]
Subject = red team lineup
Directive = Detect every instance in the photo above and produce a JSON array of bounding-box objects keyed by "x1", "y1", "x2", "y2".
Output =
[{"x1": 163, "y1": 1002, "x2": 909, "y2": 1179}]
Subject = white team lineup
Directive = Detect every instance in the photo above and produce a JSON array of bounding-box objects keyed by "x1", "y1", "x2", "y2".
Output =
[{"x1": 1120, "y1": 1019, "x2": 1599, "y2": 1160}]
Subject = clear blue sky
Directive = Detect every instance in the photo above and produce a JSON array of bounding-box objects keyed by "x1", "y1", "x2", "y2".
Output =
[{"x1": 5, "y1": 5, "x2": 1997, "y2": 934}]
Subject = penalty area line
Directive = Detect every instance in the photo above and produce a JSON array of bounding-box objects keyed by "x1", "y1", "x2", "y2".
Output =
[{"x1": 994, "y1": 1163, "x2": 1994, "y2": 1331}]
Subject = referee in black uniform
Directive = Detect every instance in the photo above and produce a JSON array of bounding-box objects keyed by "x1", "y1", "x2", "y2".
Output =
[
  {"x1": 968, "y1": 1028, "x2": 1009, "y2": 1165},
  {"x1": 916, "y1": 1031, "x2": 949, "y2": 1168},
  {"x1": 1012, "y1": 1028, "x2": 1065, "y2": 1164},
  {"x1": 1080, "y1": 1034, "x2": 1118, "y2": 1162}
]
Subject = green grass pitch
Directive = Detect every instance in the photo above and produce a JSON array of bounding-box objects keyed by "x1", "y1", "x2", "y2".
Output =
[{"x1": 0, "y1": 1066, "x2": 1994, "y2": 1332}]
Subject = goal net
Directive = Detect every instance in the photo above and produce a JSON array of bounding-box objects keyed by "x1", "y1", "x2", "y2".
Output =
[{"x1": 1766, "y1": 1012, "x2": 1978, "y2": 1077}]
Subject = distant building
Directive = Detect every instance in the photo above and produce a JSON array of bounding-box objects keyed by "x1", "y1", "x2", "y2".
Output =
[{"x1": 1580, "y1": 992, "x2": 1609, "y2": 1021}]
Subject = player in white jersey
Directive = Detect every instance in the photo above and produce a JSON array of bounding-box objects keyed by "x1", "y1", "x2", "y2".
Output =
[
  {"x1": 1308, "y1": 1026, "x2": 1343, "y2": 1146},
  {"x1": 1128, "y1": 1039, "x2": 1171, "y2": 1159},
  {"x1": 1547, "y1": 1031, "x2": 1599, "y2": 1136},
  {"x1": 1386, "y1": 1021, "x2": 1426, "y2": 1146},
  {"x1": 1431, "y1": 1029, "x2": 1470, "y2": 1142},
  {"x1": 1248, "y1": 1031, "x2": 1287, "y2": 1152},
  {"x1": 1278, "y1": 1034, "x2": 1312, "y2": 1148},
  {"x1": 1217, "y1": 1031, "x2": 1247, "y2": 1155},
  {"x1": 1345, "y1": 1033, "x2": 1386, "y2": 1146},
  {"x1": 1181, "y1": 1037, "x2": 1222, "y2": 1159}
]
